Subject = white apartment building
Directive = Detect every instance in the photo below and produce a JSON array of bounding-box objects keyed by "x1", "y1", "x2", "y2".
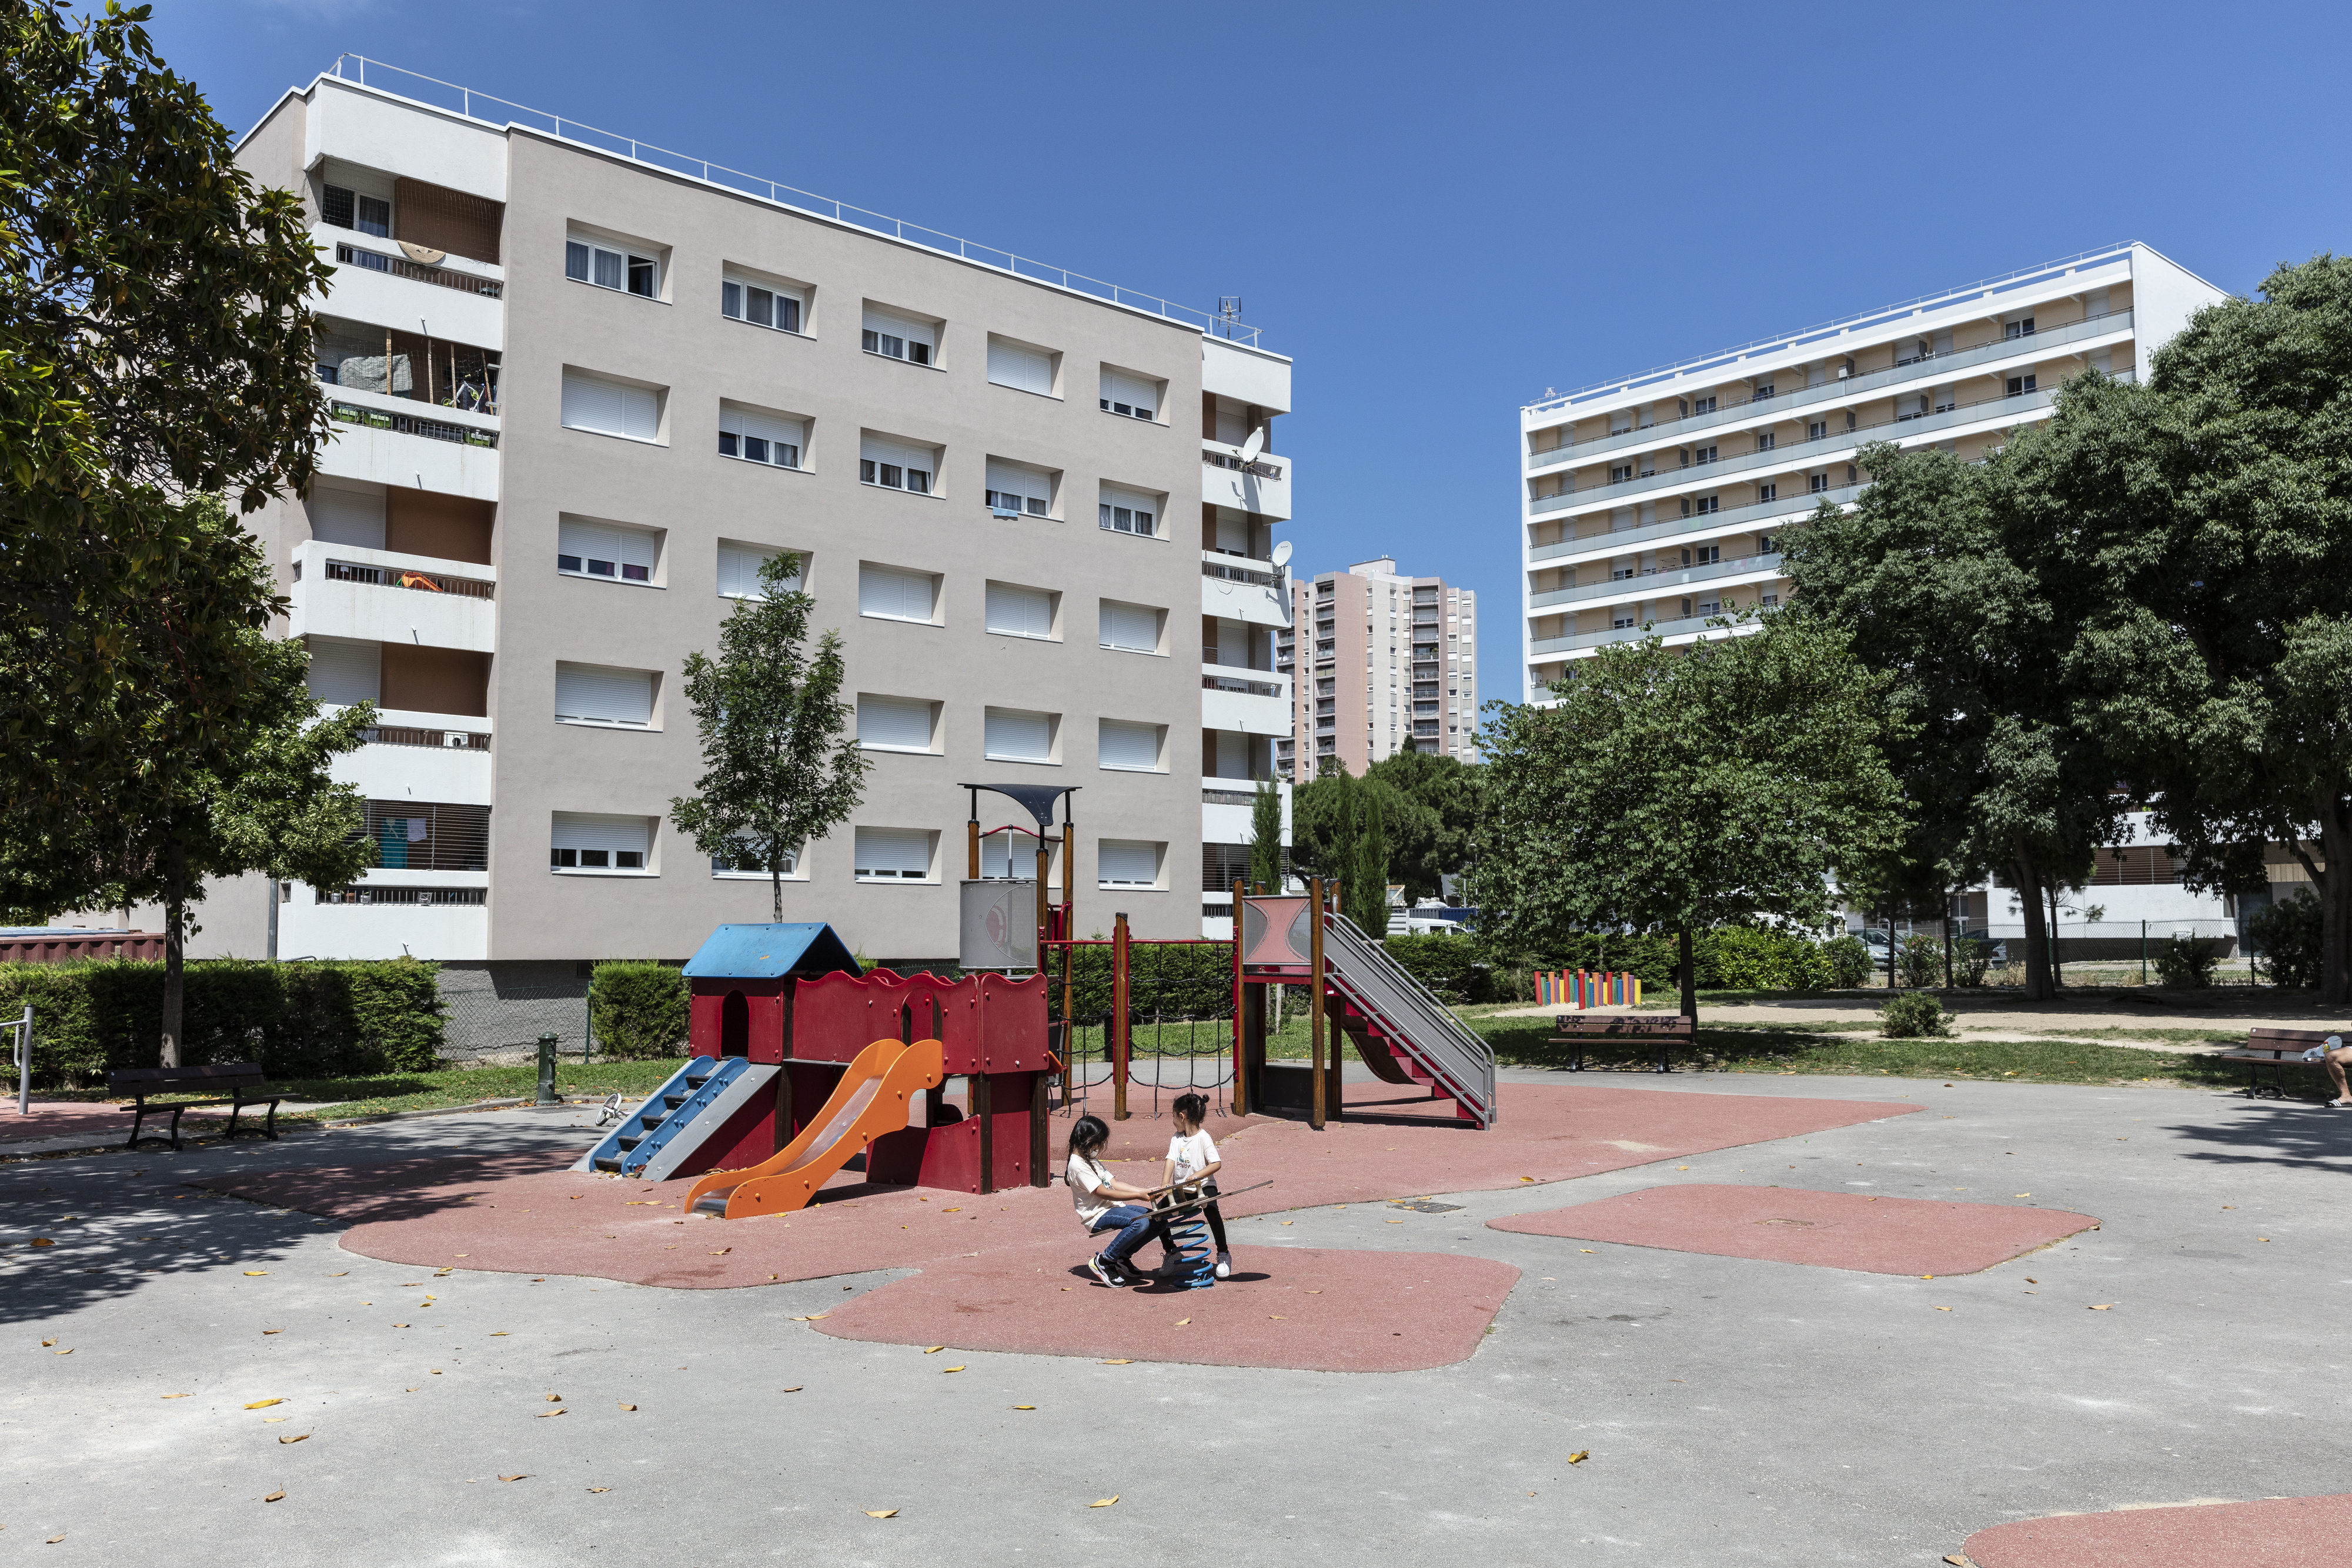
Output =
[
  {"x1": 1275, "y1": 561, "x2": 1477, "y2": 781},
  {"x1": 1518, "y1": 242, "x2": 2223, "y2": 694},
  {"x1": 188, "y1": 61, "x2": 1293, "y2": 977}
]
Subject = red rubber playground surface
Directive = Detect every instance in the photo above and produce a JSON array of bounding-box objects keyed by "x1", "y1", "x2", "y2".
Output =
[
  {"x1": 199, "y1": 1079, "x2": 1917, "y2": 1371},
  {"x1": 1489, "y1": 1184, "x2": 2099, "y2": 1276},
  {"x1": 1963, "y1": 1494, "x2": 2352, "y2": 1567}
]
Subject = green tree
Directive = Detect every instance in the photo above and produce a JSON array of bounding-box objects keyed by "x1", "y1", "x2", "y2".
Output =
[
  {"x1": 1245, "y1": 780, "x2": 1284, "y2": 892},
  {"x1": 1362, "y1": 749, "x2": 1482, "y2": 901},
  {"x1": 1782, "y1": 440, "x2": 2127, "y2": 999},
  {"x1": 670, "y1": 553, "x2": 868, "y2": 921},
  {"x1": 1476, "y1": 613, "x2": 1908, "y2": 1020},
  {"x1": 0, "y1": 1, "x2": 333, "y2": 914},
  {"x1": 1352, "y1": 785, "x2": 1390, "y2": 937}
]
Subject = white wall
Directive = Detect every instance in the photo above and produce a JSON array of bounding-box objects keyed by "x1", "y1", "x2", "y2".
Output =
[{"x1": 307, "y1": 77, "x2": 508, "y2": 201}]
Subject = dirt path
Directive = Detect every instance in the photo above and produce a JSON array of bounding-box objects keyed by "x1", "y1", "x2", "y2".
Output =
[{"x1": 1489, "y1": 990, "x2": 2352, "y2": 1048}]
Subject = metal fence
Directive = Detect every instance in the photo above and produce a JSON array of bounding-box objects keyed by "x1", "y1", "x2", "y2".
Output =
[
  {"x1": 1045, "y1": 938, "x2": 1235, "y2": 1125},
  {"x1": 435, "y1": 964, "x2": 595, "y2": 1066}
]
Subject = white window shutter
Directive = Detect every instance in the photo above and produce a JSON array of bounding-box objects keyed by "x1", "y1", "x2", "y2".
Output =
[
  {"x1": 987, "y1": 340, "x2": 1053, "y2": 395},
  {"x1": 308, "y1": 485, "x2": 386, "y2": 550},
  {"x1": 984, "y1": 707, "x2": 1051, "y2": 762},
  {"x1": 857, "y1": 697, "x2": 933, "y2": 751},
  {"x1": 554, "y1": 663, "x2": 654, "y2": 725},
  {"x1": 985, "y1": 583, "x2": 1051, "y2": 638},
  {"x1": 1102, "y1": 370, "x2": 1158, "y2": 416},
  {"x1": 1100, "y1": 601, "x2": 1158, "y2": 653},
  {"x1": 1099, "y1": 840, "x2": 1158, "y2": 886},
  {"x1": 305, "y1": 637, "x2": 381, "y2": 706},
  {"x1": 855, "y1": 827, "x2": 932, "y2": 878},
  {"x1": 552, "y1": 813, "x2": 650, "y2": 857},
  {"x1": 719, "y1": 543, "x2": 793, "y2": 599},
  {"x1": 1098, "y1": 720, "x2": 1159, "y2": 771},
  {"x1": 860, "y1": 434, "x2": 934, "y2": 474},
  {"x1": 621, "y1": 385, "x2": 659, "y2": 440},
  {"x1": 562, "y1": 373, "x2": 624, "y2": 435},
  {"x1": 858, "y1": 565, "x2": 931, "y2": 621}
]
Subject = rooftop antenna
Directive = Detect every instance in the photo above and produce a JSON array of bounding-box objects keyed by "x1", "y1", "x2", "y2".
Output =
[{"x1": 1217, "y1": 296, "x2": 1244, "y2": 337}]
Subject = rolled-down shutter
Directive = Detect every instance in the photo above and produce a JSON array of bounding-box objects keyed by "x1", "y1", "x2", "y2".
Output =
[
  {"x1": 985, "y1": 583, "x2": 1053, "y2": 638},
  {"x1": 858, "y1": 565, "x2": 933, "y2": 621},
  {"x1": 551, "y1": 812, "x2": 650, "y2": 857},
  {"x1": 718, "y1": 544, "x2": 794, "y2": 598},
  {"x1": 305, "y1": 637, "x2": 381, "y2": 706},
  {"x1": 1100, "y1": 369, "x2": 1160, "y2": 419},
  {"x1": 1098, "y1": 720, "x2": 1160, "y2": 771},
  {"x1": 1099, "y1": 840, "x2": 1158, "y2": 886},
  {"x1": 562, "y1": 373, "x2": 659, "y2": 440},
  {"x1": 855, "y1": 827, "x2": 931, "y2": 878},
  {"x1": 1100, "y1": 601, "x2": 1159, "y2": 652},
  {"x1": 720, "y1": 405, "x2": 805, "y2": 464},
  {"x1": 554, "y1": 663, "x2": 654, "y2": 725},
  {"x1": 1098, "y1": 484, "x2": 1158, "y2": 536},
  {"x1": 984, "y1": 708, "x2": 1051, "y2": 761},
  {"x1": 308, "y1": 485, "x2": 386, "y2": 549},
  {"x1": 858, "y1": 696, "x2": 933, "y2": 751},
  {"x1": 557, "y1": 518, "x2": 657, "y2": 577},
  {"x1": 862, "y1": 308, "x2": 936, "y2": 356},
  {"x1": 860, "y1": 434, "x2": 936, "y2": 481},
  {"x1": 984, "y1": 460, "x2": 1050, "y2": 513},
  {"x1": 987, "y1": 339, "x2": 1053, "y2": 395}
]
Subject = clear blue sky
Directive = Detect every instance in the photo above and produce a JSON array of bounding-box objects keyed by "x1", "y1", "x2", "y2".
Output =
[{"x1": 155, "y1": 0, "x2": 2352, "y2": 714}]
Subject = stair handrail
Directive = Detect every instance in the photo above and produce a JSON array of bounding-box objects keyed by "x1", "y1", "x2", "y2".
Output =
[{"x1": 1322, "y1": 912, "x2": 1496, "y2": 1124}]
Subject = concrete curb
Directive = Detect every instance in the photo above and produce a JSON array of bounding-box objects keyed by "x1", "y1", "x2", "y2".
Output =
[{"x1": 318, "y1": 1096, "x2": 623, "y2": 1128}]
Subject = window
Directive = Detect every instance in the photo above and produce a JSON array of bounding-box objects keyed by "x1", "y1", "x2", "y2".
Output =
[
  {"x1": 859, "y1": 434, "x2": 934, "y2": 494},
  {"x1": 2004, "y1": 317, "x2": 2036, "y2": 340},
  {"x1": 713, "y1": 844, "x2": 800, "y2": 878},
  {"x1": 718, "y1": 542, "x2": 797, "y2": 599},
  {"x1": 1693, "y1": 495, "x2": 1719, "y2": 515},
  {"x1": 857, "y1": 564, "x2": 935, "y2": 623},
  {"x1": 861, "y1": 306, "x2": 935, "y2": 365},
  {"x1": 554, "y1": 663, "x2": 655, "y2": 727},
  {"x1": 1693, "y1": 544, "x2": 1721, "y2": 565},
  {"x1": 1758, "y1": 533, "x2": 1778, "y2": 553},
  {"x1": 854, "y1": 827, "x2": 933, "y2": 882},
  {"x1": 718, "y1": 405, "x2": 804, "y2": 469},
  {"x1": 985, "y1": 582, "x2": 1054, "y2": 640},
  {"x1": 561, "y1": 372, "x2": 660, "y2": 442},
  {"x1": 1098, "y1": 484, "x2": 1157, "y2": 537},
  {"x1": 1612, "y1": 614, "x2": 1636, "y2": 630},
  {"x1": 550, "y1": 812, "x2": 650, "y2": 872},
  {"x1": 720, "y1": 273, "x2": 804, "y2": 333},
  {"x1": 557, "y1": 517, "x2": 657, "y2": 583},
  {"x1": 566, "y1": 233, "x2": 659, "y2": 298},
  {"x1": 857, "y1": 696, "x2": 936, "y2": 753},
  {"x1": 2007, "y1": 373, "x2": 2037, "y2": 397},
  {"x1": 1100, "y1": 600, "x2": 1160, "y2": 654},
  {"x1": 1692, "y1": 444, "x2": 1718, "y2": 466},
  {"x1": 1752, "y1": 382, "x2": 1775, "y2": 400},
  {"x1": 987, "y1": 336, "x2": 1055, "y2": 396},
  {"x1": 1692, "y1": 396, "x2": 1717, "y2": 416},
  {"x1": 1809, "y1": 473, "x2": 1830, "y2": 494},
  {"x1": 1761, "y1": 593, "x2": 1780, "y2": 609},
  {"x1": 322, "y1": 183, "x2": 390, "y2": 238},
  {"x1": 984, "y1": 707, "x2": 1054, "y2": 763},
  {"x1": 1099, "y1": 840, "x2": 1160, "y2": 888},
  {"x1": 1754, "y1": 432, "x2": 1775, "y2": 452},
  {"x1": 1609, "y1": 464, "x2": 1633, "y2": 484},
  {"x1": 984, "y1": 460, "x2": 1051, "y2": 518},
  {"x1": 1098, "y1": 720, "x2": 1161, "y2": 771},
  {"x1": 1757, "y1": 483, "x2": 1778, "y2": 503},
  {"x1": 1098, "y1": 367, "x2": 1160, "y2": 421}
]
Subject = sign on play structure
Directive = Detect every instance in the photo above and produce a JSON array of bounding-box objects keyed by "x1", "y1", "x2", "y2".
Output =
[{"x1": 959, "y1": 879, "x2": 1038, "y2": 970}]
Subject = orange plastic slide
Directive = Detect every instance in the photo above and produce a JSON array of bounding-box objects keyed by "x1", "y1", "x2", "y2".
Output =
[{"x1": 684, "y1": 1037, "x2": 944, "y2": 1219}]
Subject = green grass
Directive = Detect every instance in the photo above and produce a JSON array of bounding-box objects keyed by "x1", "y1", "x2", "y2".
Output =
[{"x1": 27, "y1": 1059, "x2": 700, "y2": 1122}]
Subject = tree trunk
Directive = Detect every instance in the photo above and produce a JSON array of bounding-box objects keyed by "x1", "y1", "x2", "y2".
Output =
[
  {"x1": 1678, "y1": 926, "x2": 1696, "y2": 1023},
  {"x1": 2317, "y1": 795, "x2": 2352, "y2": 1004},
  {"x1": 2013, "y1": 838, "x2": 2053, "y2": 1001},
  {"x1": 159, "y1": 840, "x2": 188, "y2": 1069},
  {"x1": 1943, "y1": 886, "x2": 1955, "y2": 989},
  {"x1": 770, "y1": 862, "x2": 784, "y2": 924},
  {"x1": 2046, "y1": 884, "x2": 2066, "y2": 990}
]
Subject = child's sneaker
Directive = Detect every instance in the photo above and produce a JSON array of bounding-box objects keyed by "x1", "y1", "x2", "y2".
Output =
[
  {"x1": 1086, "y1": 1253, "x2": 1120, "y2": 1288},
  {"x1": 1214, "y1": 1249, "x2": 1232, "y2": 1279}
]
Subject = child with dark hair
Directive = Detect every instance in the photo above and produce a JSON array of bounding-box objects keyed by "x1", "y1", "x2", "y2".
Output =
[
  {"x1": 1160, "y1": 1092, "x2": 1232, "y2": 1279},
  {"x1": 1065, "y1": 1114, "x2": 1169, "y2": 1288}
]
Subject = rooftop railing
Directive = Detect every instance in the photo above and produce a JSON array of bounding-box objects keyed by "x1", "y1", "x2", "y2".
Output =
[{"x1": 318, "y1": 56, "x2": 1262, "y2": 347}]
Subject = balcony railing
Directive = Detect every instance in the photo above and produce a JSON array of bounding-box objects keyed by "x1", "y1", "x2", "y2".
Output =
[
  {"x1": 316, "y1": 885, "x2": 487, "y2": 906},
  {"x1": 1202, "y1": 452, "x2": 1284, "y2": 480},
  {"x1": 335, "y1": 240, "x2": 505, "y2": 299},
  {"x1": 1532, "y1": 485, "x2": 1863, "y2": 563},
  {"x1": 323, "y1": 558, "x2": 496, "y2": 600},
  {"x1": 1204, "y1": 674, "x2": 1285, "y2": 698},
  {"x1": 331, "y1": 399, "x2": 500, "y2": 449},
  {"x1": 1533, "y1": 611, "x2": 1766, "y2": 656},
  {"x1": 1525, "y1": 307, "x2": 2135, "y2": 470},
  {"x1": 362, "y1": 725, "x2": 492, "y2": 750},
  {"x1": 1202, "y1": 559, "x2": 1284, "y2": 587},
  {"x1": 1533, "y1": 552, "x2": 1785, "y2": 610}
]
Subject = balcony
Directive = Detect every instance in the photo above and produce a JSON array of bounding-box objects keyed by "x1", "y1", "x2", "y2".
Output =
[
  {"x1": 1201, "y1": 440, "x2": 1293, "y2": 520},
  {"x1": 319, "y1": 225, "x2": 505, "y2": 349},
  {"x1": 1201, "y1": 553, "x2": 1292, "y2": 627},
  {"x1": 319, "y1": 385, "x2": 501, "y2": 500},
  {"x1": 1533, "y1": 611, "x2": 1768, "y2": 656},
  {"x1": 325, "y1": 705, "x2": 494, "y2": 806},
  {"x1": 1525, "y1": 307, "x2": 2136, "y2": 469},
  {"x1": 288, "y1": 540, "x2": 496, "y2": 653},
  {"x1": 1532, "y1": 553, "x2": 1785, "y2": 610},
  {"x1": 1201, "y1": 661, "x2": 1291, "y2": 736},
  {"x1": 1531, "y1": 485, "x2": 1861, "y2": 563}
]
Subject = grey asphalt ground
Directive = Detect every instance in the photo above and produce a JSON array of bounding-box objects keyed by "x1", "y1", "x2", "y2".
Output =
[{"x1": 4, "y1": 1066, "x2": 2347, "y2": 1566}]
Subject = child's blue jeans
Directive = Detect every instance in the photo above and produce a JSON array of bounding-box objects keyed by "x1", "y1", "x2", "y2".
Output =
[{"x1": 1090, "y1": 1205, "x2": 1168, "y2": 1267}]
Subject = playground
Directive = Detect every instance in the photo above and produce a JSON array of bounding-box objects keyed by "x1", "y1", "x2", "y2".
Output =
[{"x1": 5, "y1": 884, "x2": 2350, "y2": 1565}]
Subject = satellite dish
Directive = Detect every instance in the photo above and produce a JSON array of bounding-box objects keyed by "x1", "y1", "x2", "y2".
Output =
[
  {"x1": 1271, "y1": 540, "x2": 1293, "y2": 569},
  {"x1": 1238, "y1": 426, "x2": 1266, "y2": 465}
]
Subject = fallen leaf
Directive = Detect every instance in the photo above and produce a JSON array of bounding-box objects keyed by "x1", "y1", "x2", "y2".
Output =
[
  {"x1": 1945, "y1": 1556, "x2": 1971, "y2": 1566},
  {"x1": 489, "y1": 1332, "x2": 508, "y2": 1337},
  {"x1": 1098, "y1": 1359, "x2": 1134, "y2": 1366},
  {"x1": 243, "y1": 1399, "x2": 283, "y2": 1410},
  {"x1": 1385, "y1": 1219, "x2": 1403, "y2": 1225},
  {"x1": 709, "y1": 1249, "x2": 730, "y2": 1255},
  {"x1": 1579, "y1": 1248, "x2": 1595, "y2": 1253},
  {"x1": 29, "y1": 1238, "x2": 54, "y2": 1247},
  {"x1": 498, "y1": 1475, "x2": 528, "y2": 1483},
  {"x1": 263, "y1": 1417, "x2": 288, "y2": 1424},
  {"x1": 1269, "y1": 1315, "x2": 1287, "y2": 1320},
  {"x1": 536, "y1": 1409, "x2": 566, "y2": 1418},
  {"x1": 790, "y1": 1313, "x2": 832, "y2": 1322},
  {"x1": 588, "y1": 1486, "x2": 610, "y2": 1493},
  {"x1": 2014, "y1": 1193, "x2": 2031, "y2": 1198},
  {"x1": 2088, "y1": 1303, "x2": 2113, "y2": 1310},
  {"x1": 943, "y1": 1366, "x2": 965, "y2": 1374},
  {"x1": 263, "y1": 1491, "x2": 286, "y2": 1502},
  {"x1": 1090, "y1": 1495, "x2": 1120, "y2": 1508},
  {"x1": 923, "y1": 1346, "x2": 946, "y2": 1354},
  {"x1": 1013, "y1": 1405, "x2": 1036, "y2": 1410},
  {"x1": 161, "y1": 1393, "x2": 190, "y2": 1399},
  {"x1": 863, "y1": 1509, "x2": 898, "y2": 1519},
  {"x1": 2025, "y1": 1279, "x2": 2037, "y2": 1285},
  {"x1": 545, "y1": 1394, "x2": 562, "y2": 1402},
  {"x1": 781, "y1": 1386, "x2": 803, "y2": 1393},
  {"x1": 1932, "y1": 1306, "x2": 1953, "y2": 1312},
  {"x1": 327, "y1": 1272, "x2": 348, "y2": 1278},
  {"x1": 41, "y1": 1338, "x2": 55, "y2": 1346},
  {"x1": 1566, "y1": 1450, "x2": 1589, "y2": 1465},
  {"x1": 48, "y1": 1533, "x2": 66, "y2": 1542},
  {"x1": 279, "y1": 1433, "x2": 309, "y2": 1445},
  {"x1": 1280, "y1": 1221, "x2": 1292, "y2": 1226},
  {"x1": 262, "y1": 1330, "x2": 282, "y2": 1336},
  {"x1": 243, "y1": 1271, "x2": 269, "y2": 1276},
  {"x1": 391, "y1": 1324, "x2": 409, "y2": 1329}
]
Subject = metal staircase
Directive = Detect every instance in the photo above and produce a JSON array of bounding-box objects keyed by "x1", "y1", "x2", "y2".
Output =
[
  {"x1": 570, "y1": 1056, "x2": 776, "y2": 1179},
  {"x1": 1319, "y1": 914, "x2": 1498, "y2": 1127}
]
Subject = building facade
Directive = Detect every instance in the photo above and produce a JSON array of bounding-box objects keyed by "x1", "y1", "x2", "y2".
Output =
[
  {"x1": 1276, "y1": 559, "x2": 1478, "y2": 781},
  {"x1": 211, "y1": 66, "x2": 1291, "y2": 972},
  {"x1": 1517, "y1": 242, "x2": 2223, "y2": 696}
]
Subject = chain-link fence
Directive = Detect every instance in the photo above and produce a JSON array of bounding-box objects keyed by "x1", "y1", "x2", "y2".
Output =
[{"x1": 435, "y1": 962, "x2": 598, "y2": 1066}]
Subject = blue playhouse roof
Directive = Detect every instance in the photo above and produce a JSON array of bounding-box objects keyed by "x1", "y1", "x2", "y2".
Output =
[{"x1": 680, "y1": 923, "x2": 862, "y2": 980}]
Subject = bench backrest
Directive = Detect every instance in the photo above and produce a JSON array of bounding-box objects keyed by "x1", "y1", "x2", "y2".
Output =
[
  {"x1": 2245, "y1": 1028, "x2": 2341, "y2": 1049},
  {"x1": 108, "y1": 1062, "x2": 269, "y2": 1092},
  {"x1": 1551, "y1": 1014, "x2": 1695, "y2": 1037}
]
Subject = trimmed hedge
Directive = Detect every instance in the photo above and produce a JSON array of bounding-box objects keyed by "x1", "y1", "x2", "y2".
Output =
[
  {"x1": 1381, "y1": 935, "x2": 1498, "y2": 1003},
  {"x1": 0, "y1": 957, "x2": 443, "y2": 1088},
  {"x1": 588, "y1": 962, "x2": 691, "y2": 1059}
]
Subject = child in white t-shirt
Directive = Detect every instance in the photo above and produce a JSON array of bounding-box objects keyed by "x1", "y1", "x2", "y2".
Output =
[
  {"x1": 1159, "y1": 1092, "x2": 1232, "y2": 1279},
  {"x1": 1065, "y1": 1114, "x2": 1168, "y2": 1288}
]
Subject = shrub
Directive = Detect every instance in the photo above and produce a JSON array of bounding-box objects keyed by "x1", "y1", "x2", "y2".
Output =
[
  {"x1": 1951, "y1": 938, "x2": 1994, "y2": 987},
  {"x1": 2152, "y1": 933, "x2": 2220, "y2": 989},
  {"x1": 1880, "y1": 991, "x2": 1948, "y2": 1038},
  {"x1": 1382, "y1": 935, "x2": 1497, "y2": 1003},
  {"x1": 2247, "y1": 889, "x2": 2320, "y2": 989},
  {"x1": 588, "y1": 962, "x2": 691, "y2": 1059},
  {"x1": 1897, "y1": 933, "x2": 1942, "y2": 988},
  {"x1": 1823, "y1": 935, "x2": 1874, "y2": 989},
  {"x1": 1708, "y1": 926, "x2": 1835, "y2": 990}
]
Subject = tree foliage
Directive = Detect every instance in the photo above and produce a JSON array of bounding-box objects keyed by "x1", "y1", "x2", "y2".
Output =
[
  {"x1": 669, "y1": 554, "x2": 868, "y2": 921},
  {"x1": 1361, "y1": 749, "x2": 1483, "y2": 901},
  {"x1": 1476, "y1": 613, "x2": 1908, "y2": 1018},
  {"x1": 1246, "y1": 780, "x2": 1284, "y2": 892}
]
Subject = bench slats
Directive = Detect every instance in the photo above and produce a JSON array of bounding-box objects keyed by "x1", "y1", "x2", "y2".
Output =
[
  {"x1": 107, "y1": 1062, "x2": 282, "y2": 1151},
  {"x1": 1548, "y1": 1015, "x2": 1700, "y2": 1075}
]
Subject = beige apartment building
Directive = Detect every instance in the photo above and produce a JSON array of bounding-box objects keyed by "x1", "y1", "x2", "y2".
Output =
[
  {"x1": 1518, "y1": 242, "x2": 2224, "y2": 696},
  {"x1": 1275, "y1": 559, "x2": 1478, "y2": 781},
  {"x1": 198, "y1": 63, "x2": 1294, "y2": 979}
]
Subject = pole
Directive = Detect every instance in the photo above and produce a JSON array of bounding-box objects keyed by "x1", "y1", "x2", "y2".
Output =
[
  {"x1": 1308, "y1": 876, "x2": 1327, "y2": 1132},
  {"x1": 1058, "y1": 800, "x2": 1077, "y2": 1032},
  {"x1": 1111, "y1": 911, "x2": 1131, "y2": 1122},
  {"x1": 1231, "y1": 877, "x2": 1247, "y2": 1116},
  {"x1": 1034, "y1": 835, "x2": 1051, "y2": 971},
  {"x1": 2141, "y1": 919, "x2": 2148, "y2": 987},
  {"x1": 14, "y1": 1004, "x2": 30, "y2": 1115},
  {"x1": 534, "y1": 1033, "x2": 558, "y2": 1106}
]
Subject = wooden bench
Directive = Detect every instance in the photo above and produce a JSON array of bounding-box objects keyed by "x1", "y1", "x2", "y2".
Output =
[
  {"x1": 108, "y1": 1064, "x2": 285, "y2": 1150},
  {"x1": 1549, "y1": 1014, "x2": 1700, "y2": 1074},
  {"x1": 2216, "y1": 1028, "x2": 2341, "y2": 1100}
]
